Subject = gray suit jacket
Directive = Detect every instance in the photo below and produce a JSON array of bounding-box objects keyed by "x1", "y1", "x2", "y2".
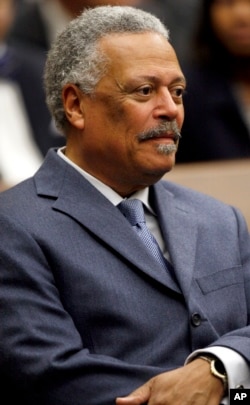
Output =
[{"x1": 0, "y1": 149, "x2": 250, "y2": 405}]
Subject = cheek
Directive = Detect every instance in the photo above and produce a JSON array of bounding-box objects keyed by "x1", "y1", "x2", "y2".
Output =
[
  {"x1": 98, "y1": 93, "x2": 127, "y2": 124},
  {"x1": 96, "y1": 93, "x2": 146, "y2": 133}
]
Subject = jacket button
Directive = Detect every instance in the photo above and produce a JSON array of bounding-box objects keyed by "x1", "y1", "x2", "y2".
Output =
[{"x1": 191, "y1": 312, "x2": 202, "y2": 326}]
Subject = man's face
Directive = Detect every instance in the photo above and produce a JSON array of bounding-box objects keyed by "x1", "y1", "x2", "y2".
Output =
[{"x1": 68, "y1": 32, "x2": 186, "y2": 196}]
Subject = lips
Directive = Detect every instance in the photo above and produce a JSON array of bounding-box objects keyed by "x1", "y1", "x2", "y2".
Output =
[{"x1": 154, "y1": 131, "x2": 174, "y2": 139}]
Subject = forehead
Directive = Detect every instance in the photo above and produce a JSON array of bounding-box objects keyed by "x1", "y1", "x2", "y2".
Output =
[{"x1": 98, "y1": 32, "x2": 183, "y2": 82}]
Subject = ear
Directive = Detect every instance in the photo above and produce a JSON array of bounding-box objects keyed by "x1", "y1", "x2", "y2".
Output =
[{"x1": 62, "y1": 84, "x2": 85, "y2": 130}]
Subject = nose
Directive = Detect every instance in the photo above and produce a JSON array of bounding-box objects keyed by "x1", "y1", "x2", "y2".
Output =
[{"x1": 152, "y1": 88, "x2": 180, "y2": 121}]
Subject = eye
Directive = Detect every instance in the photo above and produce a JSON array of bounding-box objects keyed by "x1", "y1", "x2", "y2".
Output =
[
  {"x1": 136, "y1": 85, "x2": 153, "y2": 96},
  {"x1": 173, "y1": 87, "x2": 185, "y2": 98},
  {"x1": 171, "y1": 86, "x2": 186, "y2": 103}
]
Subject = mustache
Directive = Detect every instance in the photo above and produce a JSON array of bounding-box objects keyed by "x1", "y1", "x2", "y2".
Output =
[{"x1": 137, "y1": 121, "x2": 182, "y2": 143}]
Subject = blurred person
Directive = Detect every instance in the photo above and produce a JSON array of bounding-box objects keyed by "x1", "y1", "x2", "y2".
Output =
[
  {"x1": 1, "y1": 6, "x2": 250, "y2": 405},
  {"x1": 8, "y1": 0, "x2": 143, "y2": 52},
  {"x1": 8, "y1": 0, "x2": 200, "y2": 63},
  {"x1": 0, "y1": 0, "x2": 64, "y2": 188},
  {"x1": 177, "y1": 0, "x2": 250, "y2": 163},
  {"x1": 142, "y1": 0, "x2": 200, "y2": 64}
]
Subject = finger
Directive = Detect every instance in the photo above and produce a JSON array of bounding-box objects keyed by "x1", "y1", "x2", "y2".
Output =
[
  {"x1": 116, "y1": 383, "x2": 151, "y2": 405},
  {"x1": 116, "y1": 396, "x2": 143, "y2": 405}
]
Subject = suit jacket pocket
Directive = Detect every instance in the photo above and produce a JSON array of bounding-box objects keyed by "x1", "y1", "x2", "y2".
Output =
[{"x1": 196, "y1": 266, "x2": 243, "y2": 294}]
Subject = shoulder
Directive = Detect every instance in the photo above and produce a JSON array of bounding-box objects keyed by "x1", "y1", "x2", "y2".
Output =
[
  {"x1": 0, "y1": 178, "x2": 37, "y2": 215},
  {"x1": 158, "y1": 179, "x2": 250, "y2": 239},
  {"x1": 159, "y1": 178, "x2": 241, "y2": 217}
]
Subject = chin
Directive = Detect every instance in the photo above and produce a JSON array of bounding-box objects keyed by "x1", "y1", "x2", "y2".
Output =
[{"x1": 147, "y1": 157, "x2": 176, "y2": 180}]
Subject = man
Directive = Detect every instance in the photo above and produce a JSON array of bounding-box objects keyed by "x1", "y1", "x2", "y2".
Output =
[{"x1": 0, "y1": 6, "x2": 250, "y2": 405}]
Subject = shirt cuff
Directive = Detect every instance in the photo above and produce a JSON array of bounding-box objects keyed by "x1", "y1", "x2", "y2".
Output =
[{"x1": 185, "y1": 346, "x2": 250, "y2": 405}]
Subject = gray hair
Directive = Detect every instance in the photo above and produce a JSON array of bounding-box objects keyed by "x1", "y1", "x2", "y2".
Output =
[{"x1": 44, "y1": 5, "x2": 170, "y2": 133}]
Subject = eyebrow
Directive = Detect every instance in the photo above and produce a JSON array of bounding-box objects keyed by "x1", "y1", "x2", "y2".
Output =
[{"x1": 128, "y1": 74, "x2": 187, "y2": 87}]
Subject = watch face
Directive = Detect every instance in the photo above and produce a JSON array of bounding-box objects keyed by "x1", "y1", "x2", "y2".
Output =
[{"x1": 214, "y1": 359, "x2": 226, "y2": 376}]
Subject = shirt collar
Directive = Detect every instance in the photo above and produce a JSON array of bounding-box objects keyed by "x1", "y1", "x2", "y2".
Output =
[{"x1": 57, "y1": 147, "x2": 154, "y2": 212}]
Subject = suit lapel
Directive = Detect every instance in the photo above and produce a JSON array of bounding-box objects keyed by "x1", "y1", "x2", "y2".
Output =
[
  {"x1": 53, "y1": 174, "x2": 179, "y2": 290},
  {"x1": 152, "y1": 181, "x2": 198, "y2": 296},
  {"x1": 35, "y1": 150, "x2": 197, "y2": 293}
]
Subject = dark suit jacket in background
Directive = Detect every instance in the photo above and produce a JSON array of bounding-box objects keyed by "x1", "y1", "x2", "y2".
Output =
[
  {"x1": 8, "y1": 1, "x2": 50, "y2": 52},
  {"x1": 176, "y1": 66, "x2": 250, "y2": 163},
  {"x1": 1, "y1": 45, "x2": 65, "y2": 157},
  {"x1": 0, "y1": 149, "x2": 250, "y2": 404}
]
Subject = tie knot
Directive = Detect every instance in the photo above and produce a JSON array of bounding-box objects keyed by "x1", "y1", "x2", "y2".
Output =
[{"x1": 118, "y1": 199, "x2": 145, "y2": 226}]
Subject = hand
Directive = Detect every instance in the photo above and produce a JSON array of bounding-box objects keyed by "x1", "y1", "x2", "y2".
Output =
[{"x1": 116, "y1": 358, "x2": 224, "y2": 405}]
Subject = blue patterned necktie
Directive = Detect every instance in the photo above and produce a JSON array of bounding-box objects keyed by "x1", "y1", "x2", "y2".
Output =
[{"x1": 118, "y1": 198, "x2": 169, "y2": 270}]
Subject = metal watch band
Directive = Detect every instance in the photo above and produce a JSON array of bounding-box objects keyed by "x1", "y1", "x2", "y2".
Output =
[{"x1": 198, "y1": 355, "x2": 228, "y2": 394}]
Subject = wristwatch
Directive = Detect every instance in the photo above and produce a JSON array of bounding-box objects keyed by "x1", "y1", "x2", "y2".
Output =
[{"x1": 198, "y1": 355, "x2": 228, "y2": 394}]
